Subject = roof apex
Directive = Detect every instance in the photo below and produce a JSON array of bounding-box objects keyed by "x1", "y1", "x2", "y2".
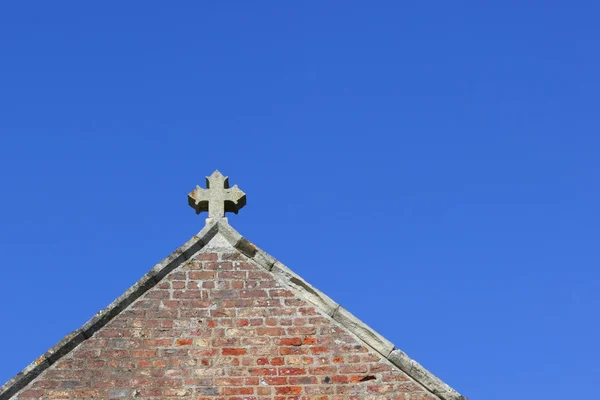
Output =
[{"x1": 0, "y1": 220, "x2": 466, "y2": 400}]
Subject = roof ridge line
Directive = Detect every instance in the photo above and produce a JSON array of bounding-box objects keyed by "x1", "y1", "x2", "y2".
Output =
[
  {"x1": 0, "y1": 221, "x2": 221, "y2": 399},
  {"x1": 0, "y1": 220, "x2": 466, "y2": 400},
  {"x1": 216, "y1": 223, "x2": 467, "y2": 400}
]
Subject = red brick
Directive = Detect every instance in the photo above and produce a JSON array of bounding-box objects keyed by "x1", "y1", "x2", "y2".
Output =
[
  {"x1": 279, "y1": 337, "x2": 302, "y2": 346},
  {"x1": 222, "y1": 347, "x2": 247, "y2": 356},
  {"x1": 275, "y1": 386, "x2": 302, "y2": 395},
  {"x1": 256, "y1": 327, "x2": 285, "y2": 336},
  {"x1": 11, "y1": 250, "x2": 440, "y2": 399}
]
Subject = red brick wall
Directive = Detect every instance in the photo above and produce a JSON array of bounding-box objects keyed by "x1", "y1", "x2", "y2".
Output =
[{"x1": 15, "y1": 248, "x2": 438, "y2": 400}]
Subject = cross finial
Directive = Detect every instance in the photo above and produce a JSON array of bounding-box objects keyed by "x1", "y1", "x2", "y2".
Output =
[{"x1": 188, "y1": 170, "x2": 247, "y2": 221}]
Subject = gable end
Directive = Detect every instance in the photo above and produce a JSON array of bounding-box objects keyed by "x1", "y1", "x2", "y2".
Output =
[{"x1": 1, "y1": 220, "x2": 466, "y2": 400}]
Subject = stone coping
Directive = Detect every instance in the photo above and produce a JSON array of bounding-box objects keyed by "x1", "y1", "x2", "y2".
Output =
[{"x1": 0, "y1": 220, "x2": 466, "y2": 400}]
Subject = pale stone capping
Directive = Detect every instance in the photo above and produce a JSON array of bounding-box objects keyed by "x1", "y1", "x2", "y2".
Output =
[
  {"x1": 252, "y1": 248, "x2": 277, "y2": 271},
  {"x1": 219, "y1": 221, "x2": 466, "y2": 400},
  {"x1": 0, "y1": 219, "x2": 466, "y2": 400},
  {"x1": 0, "y1": 223, "x2": 220, "y2": 400},
  {"x1": 270, "y1": 261, "x2": 339, "y2": 317},
  {"x1": 389, "y1": 350, "x2": 466, "y2": 400},
  {"x1": 332, "y1": 306, "x2": 395, "y2": 358}
]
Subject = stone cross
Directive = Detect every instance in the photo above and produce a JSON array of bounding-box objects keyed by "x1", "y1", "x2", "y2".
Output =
[{"x1": 188, "y1": 170, "x2": 247, "y2": 219}]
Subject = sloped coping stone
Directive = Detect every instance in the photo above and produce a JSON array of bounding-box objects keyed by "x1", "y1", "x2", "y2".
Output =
[
  {"x1": 333, "y1": 306, "x2": 395, "y2": 358},
  {"x1": 0, "y1": 222, "x2": 220, "y2": 400},
  {"x1": 271, "y1": 261, "x2": 339, "y2": 317},
  {"x1": 0, "y1": 219, "x2": 467, "y2": 400},
  {"x1": 388, "y1": 349, "x2": 467, "y2": 400}
]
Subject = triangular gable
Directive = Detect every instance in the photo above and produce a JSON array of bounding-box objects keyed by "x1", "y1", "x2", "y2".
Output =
[{"x1": 0, "y1": 220, "x2": 466, "y2": 400}]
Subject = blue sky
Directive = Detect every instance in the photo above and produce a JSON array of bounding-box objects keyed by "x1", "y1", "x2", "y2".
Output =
[{"x1": 0, "y1": 2, "x2": 599, "y2": 398}]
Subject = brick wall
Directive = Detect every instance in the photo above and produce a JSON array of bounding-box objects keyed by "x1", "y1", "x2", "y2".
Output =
[{"x1": 14, "y1": 244, "x2": 438, "y2": 400}]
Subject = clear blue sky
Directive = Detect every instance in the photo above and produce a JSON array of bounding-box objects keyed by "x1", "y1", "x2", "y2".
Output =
[{"x1": 1, "y1": 2, "x2": 598, "y2": 398}]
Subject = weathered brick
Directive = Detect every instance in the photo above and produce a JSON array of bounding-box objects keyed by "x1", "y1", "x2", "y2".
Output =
[
  {"x1": 278, "y1": 337, "x2": 302, "y2": 346},
  {"x1": 11, "y1": 249, "x2": 443, "y2": 400},
  {"x1": 222, "y1": 347, "x2": 246, "y2": 356}
]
